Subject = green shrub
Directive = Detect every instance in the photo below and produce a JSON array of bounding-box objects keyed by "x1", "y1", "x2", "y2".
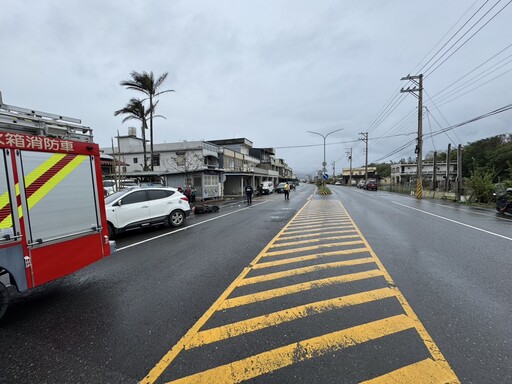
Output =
[
  {"x1": 317, "y1": 185, "x2": 332, "y2": 195},
  {"x1": 468, "y1": 169, "x2": 495, "y2": 203}
]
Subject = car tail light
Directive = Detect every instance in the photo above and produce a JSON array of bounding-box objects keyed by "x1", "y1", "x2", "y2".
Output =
[{"x1": 181, "y1": 197, "x2": 189, "y2": 202}]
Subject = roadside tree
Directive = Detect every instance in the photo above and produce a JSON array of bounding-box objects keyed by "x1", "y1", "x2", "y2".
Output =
[
  {"x1": 114, "y1": 98, "x2": 150, "y2": 170},
  {"x1": 165, "y1": 152, "x2": 205, "y2": 186},
  {"x1": 120, "y1": 71, "x2": 174, "y2": 170}
]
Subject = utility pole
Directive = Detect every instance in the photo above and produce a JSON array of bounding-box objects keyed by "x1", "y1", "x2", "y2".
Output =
[
  {"x1": 456, "y1": 144, "x2": 463, "y2": 201},
  {"x1": 359, "y1": 133, "x2": 369, "y2": 182},
  {"x1": 346, "y1": 148, "x2": 353, "y2": 186},
  {"x1": 433, "y1": 151, "x2": 437, "y2": 198},
  {"x1": 446, "y1": 143, "x2": 451, "y2": 192},
  {"x1": 332, "y1": 161, "x2": 336, "y2": 182},
  {"x1": 400, "y1": 74, "x2": 423, "y2": 199}
]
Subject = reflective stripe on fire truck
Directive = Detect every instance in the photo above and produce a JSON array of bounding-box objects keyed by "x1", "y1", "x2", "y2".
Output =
[{"x1": 0, "y1": 153, "x2": 87, "y2": 229}]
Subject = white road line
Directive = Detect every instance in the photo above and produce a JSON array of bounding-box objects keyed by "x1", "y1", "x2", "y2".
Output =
[
  {"x1": 117, "y1": 200, "x2": 270, "y2": 251},
  {"x1": 392, "y1": 201, "x2": 512, "y2": 241},
  {"x1": 400, "y1": 198, "x2": 512, "y2": 221}
]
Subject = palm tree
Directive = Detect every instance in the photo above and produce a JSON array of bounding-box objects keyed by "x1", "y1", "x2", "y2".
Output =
[
  {"x1": 120, "y1": 71, "x2": 174, "y2": 171},
  {"x1": 114, "y1": 98, "x2": 150, "y2": 170}
]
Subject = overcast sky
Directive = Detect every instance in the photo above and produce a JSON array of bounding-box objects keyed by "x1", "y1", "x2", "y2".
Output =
[{"x1": 2, "y1": 1, "x2": 511, "y2": 177}]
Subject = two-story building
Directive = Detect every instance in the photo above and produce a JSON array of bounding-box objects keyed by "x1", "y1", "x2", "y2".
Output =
[
  {"x1": 340, "y1": 166, "x2": 377, "y2": 185},
  {"x1": 208, "y1": 139, "x2": 286, "y2": 196},
  {"x1": 390, "y1": 161, "x2": 457, "y2": 189},
  {"x1": 103, "y1": 132, "x2": 294, "y2": 200},
  {"x1": 104, "y1": 132, "x2": 223, "y2": 200}
]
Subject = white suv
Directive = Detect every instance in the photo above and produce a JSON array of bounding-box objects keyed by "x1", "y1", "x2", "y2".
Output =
[{"x1": 105, "y1": 187, "x2": 191, "y2": 238}]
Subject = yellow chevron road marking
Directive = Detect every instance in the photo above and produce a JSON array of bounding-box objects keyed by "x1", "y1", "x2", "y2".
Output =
[
  {"x1": 338, "y1": 201, "x2": 459, "y2": 382},
  {"x1": 263, "y1": 240, "x2": 365, "y2": 256},
  {"x1": 277, "y1": 229, "x2": 356, "y2": 240},
  {"x1": 252, "y1": 247, "x2": 370, "y2": 269},
  {"x1": 286, "y1": 217, "x2": 350, "y2": 225},
  {"x1": 270, "y1": 234, "x2": 360, "y2": 248},
  {"x1": 360, "y1": 358, "x2": 458, "y2": 384},
  {"x1": 239, "y1": 257, "x2": 375, "y2": 286},
  {"x1": 142, "y1": 199, "x2": 460, "y2": 384},
  {"x1": 282, "y1": 224, "x2": 353, "y2": 235},
  {"x1": 187, "y1": 287, "x2": 397, "y2": 349},
  {"x1": 285, "y1": 221, "x2": 352, "y2": 230},
  {"x1": 167, "y1": 314, "x2": 416, "y2": 384},
  {"x1": 218, "y1": 269, "x2": 384, "y2": 310}
]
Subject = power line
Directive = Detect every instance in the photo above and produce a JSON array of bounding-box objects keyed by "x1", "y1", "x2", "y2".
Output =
[
  {"x1": 425, "y1": 0, "x2": 512, "y2": 77},
  {"x1": 364, "y1": 1, "x2": 486, "y2": 145},
  {"x1": 432, "y1": 67, "x2": 512, "y2": 108},
  {"x1": 417, "y1": 0, "x2": 491, "y2": 74},
  {"x1": 373, "y1": 102, "x2": 512, "y2": 162},
  {"x1": 371, "y1": 108, "x2": 417, "y2": 148},
  {"x1": 361, "y1": 2, "x2": 490, "y2": 138},
  {"x1": 426, "y1": 102, "x2": 512, "y2": 139},
  {"x1": 431, "y1": 41, "x2": 512, "y2": 98},
  {"x1": 273, "y1": 133, "x2": 417, "y2": 150},
  {"x1": 423, "y1": 88, "x2": 462, "y2": 145},
  {"x1": 411, "y1": 0, "x2": 482, "y2": 74},
  {"x1": 428, "y1": 56, "x2": 512, "y2": 105},
  {"x1": 367, "y1": 92, "x2": 406, "y2": 133}
]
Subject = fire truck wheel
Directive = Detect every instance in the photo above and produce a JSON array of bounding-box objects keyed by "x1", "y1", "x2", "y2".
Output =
[
  {"x1": 169, "y1": 210, "x2": 185, "y2": 227},
  {"x1": 0, "y1": 282, "x2": 8, "y2": 320}
]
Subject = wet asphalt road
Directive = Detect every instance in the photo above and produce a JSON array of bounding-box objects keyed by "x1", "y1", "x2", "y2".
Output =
[
  {"x1": 0, "y1": 184, "x2": 511, "y2": 383},
  {"x1": 333, "y1": 186, "x2": 512, "y2": 384}
]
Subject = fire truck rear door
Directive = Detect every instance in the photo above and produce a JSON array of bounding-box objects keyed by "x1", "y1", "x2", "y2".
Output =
[
  {"x1": 17, "y1": 150, "x2": 105, "y2": 286},
  {"x1": 0, "y1": 148, "x2": 28, "y2": 290}
]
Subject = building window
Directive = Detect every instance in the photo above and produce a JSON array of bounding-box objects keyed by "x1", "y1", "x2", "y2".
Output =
[
  {"x1": 152, "y1": 153, "x2": 160, "y2": 167},
  {"x1": 176, "y1": 154, "x2": 185, "y2": 166},
  {"x1": 133, "y1": 157, "x2": 138, "y2": 164}
]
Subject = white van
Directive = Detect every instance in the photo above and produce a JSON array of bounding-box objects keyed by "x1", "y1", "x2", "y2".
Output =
[{"x1": 261, "y1": 181, "x2": 274, "y2": 194}]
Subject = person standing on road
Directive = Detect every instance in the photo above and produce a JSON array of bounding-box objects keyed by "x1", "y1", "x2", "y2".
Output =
[
  {"x1": 184, "y1": 185, "x2": 192, "y2": 202},
  {"x1": 245, "y1": 184, "x2": 254, "y2": 205},
  {"x1": 284, "y1": 182, "x2": 290, "y2": 200},
  {"x1": 191, "y1": 186, "x2": 196, "y2": 203}
]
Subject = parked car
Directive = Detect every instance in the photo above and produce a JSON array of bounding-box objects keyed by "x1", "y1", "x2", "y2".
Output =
[
  {"x1": 275, "y1": 182, "x2": 287, "y2": 193},
  {"x1": 335, "y1": 181, "x2": 341, "y2": 185},
  {"x1": 364, "y1": 179, "x2": 378, "y2": 191},
  {"x1": 357, "y1": 180, "x2": 366, "y2": 188},
  {"x1": 105, "y1": 186, "x2": 191, "y2": 238},
  {"x1": 261, "y1": 181, "x2": 274, "y2": 194}
]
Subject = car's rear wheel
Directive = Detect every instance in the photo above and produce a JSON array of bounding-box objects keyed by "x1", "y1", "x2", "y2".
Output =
[
  {"x1": 107, "y1": 223, "x2": 116, "y2": 239},
  {"x1": 169, "y1": 210, "x2": 185, "y2": 227}
]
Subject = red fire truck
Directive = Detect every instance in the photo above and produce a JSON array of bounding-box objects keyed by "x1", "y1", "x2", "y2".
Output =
[{"x1": 0, "y1": 92, "x2": 115, "y2": 320}]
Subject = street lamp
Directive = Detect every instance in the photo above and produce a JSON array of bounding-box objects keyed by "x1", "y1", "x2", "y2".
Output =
[{"x1": 306, "y1": 128, "x2": 344, "y2": 181}]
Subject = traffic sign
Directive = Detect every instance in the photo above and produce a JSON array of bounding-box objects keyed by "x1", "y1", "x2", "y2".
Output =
[{"x1": 323, "y1": 173, "x2": 329, "y2": 180}]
